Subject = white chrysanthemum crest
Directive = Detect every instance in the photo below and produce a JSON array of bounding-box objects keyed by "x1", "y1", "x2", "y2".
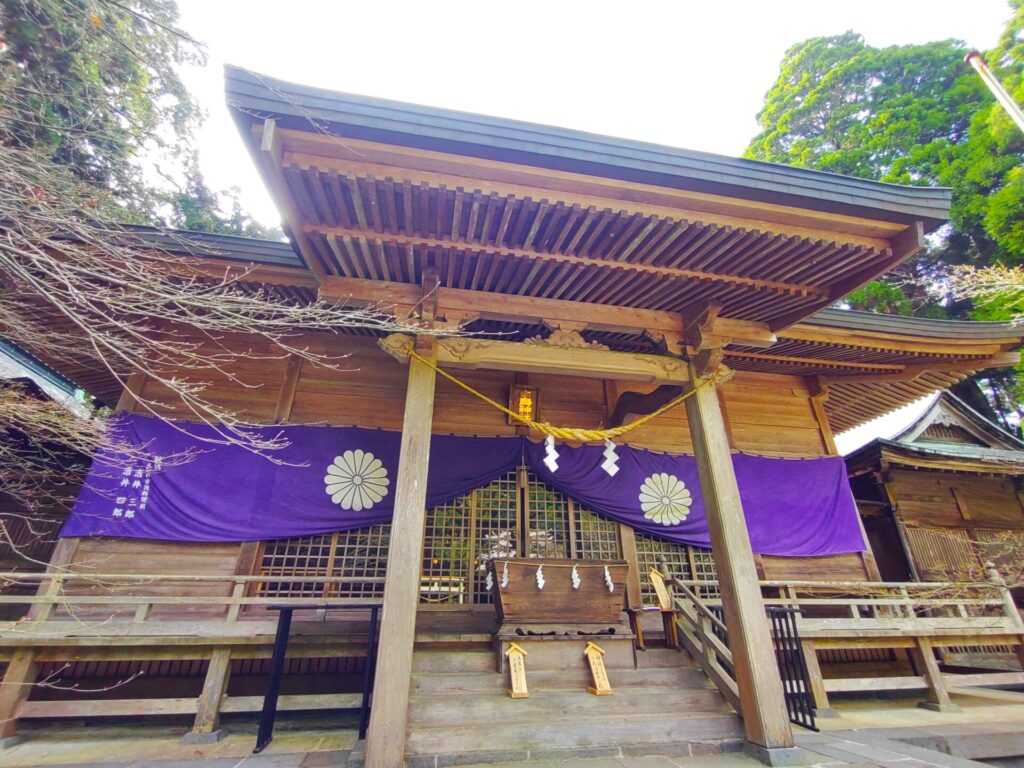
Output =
[
  {"x1": 324, "y1": 449, "x2": 390, "y2": 511},
  {"x1": 571, "y1": 564, "x2": 581, "y2": 590},
  {"x1": 638, "y1": 472, "x2": 692, "y2": 526}
]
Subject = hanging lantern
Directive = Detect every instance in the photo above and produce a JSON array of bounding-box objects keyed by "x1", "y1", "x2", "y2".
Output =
[{"x1": 508, "y1": 385, "x2": 539, "y2": 425}]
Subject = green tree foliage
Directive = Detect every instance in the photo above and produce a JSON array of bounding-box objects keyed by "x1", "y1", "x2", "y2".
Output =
[
  {"x1": 746, "y1": 2, "x2": 1024, "y2": 425},
  {"x1": 0, "y1": 0, "x2": 278, "y2": 235},
  {"x1": 746, "y1": 3, "x2": 1023, "y2": 267}
]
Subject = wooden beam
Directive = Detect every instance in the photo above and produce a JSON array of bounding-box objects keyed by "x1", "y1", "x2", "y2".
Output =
[
  {"x1": 684, "y1": 303, "x2": 776, "y2": 350},
  {"x1": 824, "y1": 353, "x2": 1019, "y2": 384},
  {"x1": 321, "y1": 275, "x2": 692, "y2": 336},
  {"x1": 727, "y1": 349, "x2": 904, "y2": 372},
  {"x1": 682, "y1": 362, "x2": 794, "y2": 751},
  {"x1": 379, "y1": 334, "x2": 690, "y2": 384},
  {"x1": 365, "y1": 339, "x2": 438, "y2": 768},
  {"x1": 253, "y1": 120, "x2": 329, "y2": 283},
  {"x1": 306, "y1": 224, "x2": 829, "y2": 298},
  {"x1": 274, "y1": 355, "x2": 303, "y2": 423},
  {"x1": 115, "y1": 372, "x2": 147, "y2": 413}
]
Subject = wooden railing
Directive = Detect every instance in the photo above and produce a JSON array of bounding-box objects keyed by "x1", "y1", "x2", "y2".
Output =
[
  {"x1": 0, "y1": 571, "x2": 384, "y2": 743},
  {"x1": 658, "y1": 562, "x2": 1024, "y2": 718},
  {"x1": 660, "y1": 576, "x2": 740, "y2": 713},
  {"x1": 0, "y1": 571, "x2": 384, "y2": 628}
]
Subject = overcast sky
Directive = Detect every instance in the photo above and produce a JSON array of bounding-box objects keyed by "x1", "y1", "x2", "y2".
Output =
[{"x1": 173, "y1": 0, "x2": 1013, "y2": 449}]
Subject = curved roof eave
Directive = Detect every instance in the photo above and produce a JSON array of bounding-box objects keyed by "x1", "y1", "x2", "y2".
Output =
[{"x1": 224, "y1": 65, "x2": 951, "y2": 233}]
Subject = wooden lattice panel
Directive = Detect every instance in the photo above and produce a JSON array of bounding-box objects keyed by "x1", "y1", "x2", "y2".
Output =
[
  {"x1": 421, "y1": 496, "x2": 472, "y2": 605},
  {"x1": 471, "y1": 472, "x2": 519, "y2": 604},
  {"x1": 574, "y1": 508, "x2": 621, "y2": 561},
  {"x1": 524, "y1": 477, "x2": 571, "y2": 559},
  {"x1": 901, "y1": 525, "x2": 979, "y2": 581},
  {"x1": 634, "y1": 534, "x2": 718, "y2": 604},
  {"x1": 257, "y1": 524, "x2": 390, "y2": 599}
]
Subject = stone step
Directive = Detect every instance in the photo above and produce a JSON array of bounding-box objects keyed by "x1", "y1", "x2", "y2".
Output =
[
  {"x1": 410, "y1": 665, "x2": 711, "y2": 694},
  {"x1": 407, "y1": 685, "x2": 729, "y2": 726},
  {"x1": 404, "y1": 710, "x2": 744, "y2": 755}
]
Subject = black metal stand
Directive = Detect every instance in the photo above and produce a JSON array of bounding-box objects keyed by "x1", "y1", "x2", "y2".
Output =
[{"x1": 254, "y1": 603, "x2": 382, "y2": 754}]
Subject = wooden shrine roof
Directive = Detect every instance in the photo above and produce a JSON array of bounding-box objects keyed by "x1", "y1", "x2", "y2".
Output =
[
  {"x1": 846, "y1": 392, "x2": 1024, "y2": 474},
  {"x1": 224, "y1": 66, "x2": 949, "y2": 336},
  {"x1": 224, "y1": 66, "x2": 950, "y2": 230}
]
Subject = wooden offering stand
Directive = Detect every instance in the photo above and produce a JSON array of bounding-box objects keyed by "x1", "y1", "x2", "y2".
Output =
[{"x1": 489, "y1": 558, "x2": 635, "y2": 688}]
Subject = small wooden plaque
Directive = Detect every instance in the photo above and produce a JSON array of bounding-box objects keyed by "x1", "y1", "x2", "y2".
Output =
[
  {"x1": 649, "y1": 568, "x2": 672, "y2": 611},
  {"x1": 584, "y1": 642, "x2": 613, "y2": 696},
  {"x1": 505, "y1": 642, "x2": 529, "y2": 698}
]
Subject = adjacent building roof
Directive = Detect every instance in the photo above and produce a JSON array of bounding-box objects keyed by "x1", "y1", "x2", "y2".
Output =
[
  {"x1": 225, "y1": 66, "x2": 950, "y2": 231},
  {"x1": 845, "y1": 391, "x2": 1024, "y2": 475}
]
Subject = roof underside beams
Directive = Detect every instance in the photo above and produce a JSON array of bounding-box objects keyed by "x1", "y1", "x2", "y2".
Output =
[{"x1": 250, "y1": 120, "x2": 928, "y2": 336}]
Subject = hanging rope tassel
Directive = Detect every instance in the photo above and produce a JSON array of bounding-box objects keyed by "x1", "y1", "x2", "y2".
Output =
[{"x1": 406, "y1": 347, "x2": 714, "y2": 443}]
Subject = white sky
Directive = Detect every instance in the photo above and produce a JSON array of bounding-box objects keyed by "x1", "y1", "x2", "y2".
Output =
[{"x1": 173, "y1": 0, "x2": 1011, "y2": 451}]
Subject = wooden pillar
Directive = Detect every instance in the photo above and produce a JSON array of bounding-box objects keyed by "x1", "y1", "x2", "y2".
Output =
[
  {"x1": 183, "y1": 648, "x2": 232, "y2": 742},
  {"x1": 365, "y1": 340, "x2": 437, "y2": 768},
  {"x1": 0, "y1": 649, "x2": 37, "y2": 745},
  {"x1": 910, "y1": 637, "x2": 959, "y2": 712},
  {"x1": 683, "y1": 363, "x2": 794, "y2": 754}
]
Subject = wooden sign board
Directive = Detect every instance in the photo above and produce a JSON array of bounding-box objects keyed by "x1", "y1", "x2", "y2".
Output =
[
  {"x1": 583, "y1": 642, "x2": 613, "y2": 696},
  {"x1": 649, "y1": 568, "x2": 672, "y2": 611},
  {"x1": 505, "y1": 642, "x2": 529, "y2": 698}
]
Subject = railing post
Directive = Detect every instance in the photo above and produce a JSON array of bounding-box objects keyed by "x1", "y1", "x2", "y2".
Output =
[
  {"x1": 987, "y1": 561, "x2": 1024, "y2": 670},
  {"x1": 226, "y1": 580, "x2": 245, "y2": 622}
]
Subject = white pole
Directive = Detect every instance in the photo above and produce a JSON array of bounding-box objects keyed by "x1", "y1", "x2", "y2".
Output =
[{"x1": 965, "y1": 50, "x2": 1024, "y2": 135}]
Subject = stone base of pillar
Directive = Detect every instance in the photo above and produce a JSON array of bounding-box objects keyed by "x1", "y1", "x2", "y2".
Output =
[
  {"x1": 812, "y1": 707, "x2": 840, "y2": 718},
  {"x1": 917, "y1": 701, "x2": 962, "y2": 713},
  {"x1": 179, "y1": 729, "x2": 227, "y2": 745},
  {"x1": 744, "y1": 742, "x2": 807, "y2": 766}
]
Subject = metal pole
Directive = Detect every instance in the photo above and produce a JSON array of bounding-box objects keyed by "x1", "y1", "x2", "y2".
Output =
[{"x1": 965, "y1": 50, "x2": 1024, "y2": 134}]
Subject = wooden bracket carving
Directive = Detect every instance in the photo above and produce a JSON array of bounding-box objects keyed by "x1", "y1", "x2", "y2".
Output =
[
  {"x1": 525, "y1": 328, "x2": 610, "y2": 351},
  {"x1": 691, "y1": 347, "x2": 726, "y2": 380},
  {"x1": 379, "y1": 333, "x2": 413, "y2": 363}
]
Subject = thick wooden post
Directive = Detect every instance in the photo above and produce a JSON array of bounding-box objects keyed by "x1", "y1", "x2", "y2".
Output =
[
  {"x1": 182, "y1": 648, "x2": 232, "y2": 743},
  {"x1": 0, "y1": 649, "x2": 37, "y2": 746},
  {"x1": 910, "y1": 637, "x2": 959, "y2": 712},
  {"x1": 683, "y1": 363, "x2": 795, "y2": 759},
  {"x1": 365, "y1": 340, "x2": 437, "y2": 768}
]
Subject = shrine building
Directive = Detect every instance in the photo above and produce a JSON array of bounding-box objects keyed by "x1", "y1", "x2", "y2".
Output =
[{"x1": 2, "y1": 67, "x2": 1024, "y2": 767}]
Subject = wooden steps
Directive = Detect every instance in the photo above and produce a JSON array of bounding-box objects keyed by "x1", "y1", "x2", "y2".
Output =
[{"x1": 404, "y1": 644, "x2": 743, "y2": 766}]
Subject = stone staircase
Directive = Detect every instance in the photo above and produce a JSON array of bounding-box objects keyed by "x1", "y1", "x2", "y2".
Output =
[{"x1": 404, "y1": 641, "x2": 744, "y2": 766}]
